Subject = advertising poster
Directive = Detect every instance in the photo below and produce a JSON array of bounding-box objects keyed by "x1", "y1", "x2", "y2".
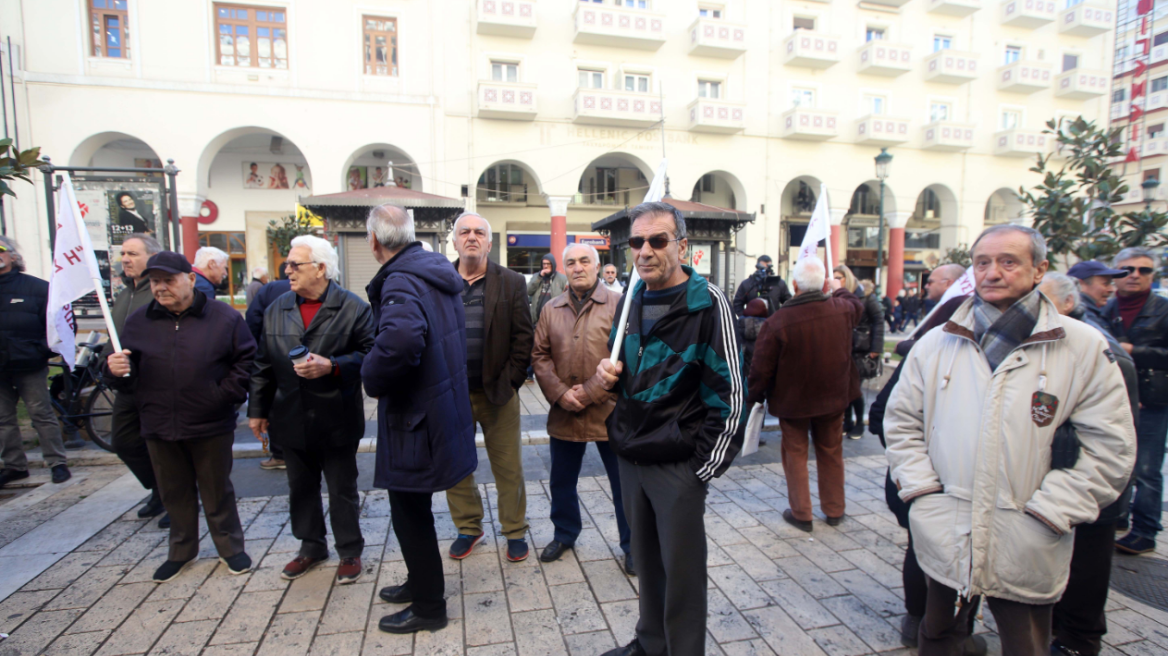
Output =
[
  {"x1": 346, "y1": 165, "x2": 367, "y2": 191},
  {"x1": 689, "y1": 242, "x2": 713, "y2": 276},
  {"x1": 70, "y1": 181, "x2": 163, "y2": 316},
  {"x1": 242, "y1": 161, "x2": 309, "y2": 190}
]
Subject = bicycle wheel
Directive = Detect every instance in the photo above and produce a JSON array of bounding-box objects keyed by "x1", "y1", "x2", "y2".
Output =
[{"x1": 84, "y1": 381, "x2": 117, "y2": 452}]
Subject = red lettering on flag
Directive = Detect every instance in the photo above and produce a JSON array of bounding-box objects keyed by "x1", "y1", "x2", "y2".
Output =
[
  {"x1": 1136, "y1": 61, "x2": 1148, "y2": 76},
  {"x1": 1133, "y1": 80, "x2": 1147, "y2": 98},
  {"x1": 1132, "y1": 105, "x2": 1145, "y2": 121},
  {"x1": 64, "y1": 250, "x2": 81, "y2": 266},
  {"x1": 1126, "y1": 147, "x2": 1141, "y2": 163},
  {"x1": 1139, "y1": 0, "x2": 1153, "y2": 16},
  {"x1": 1137, "y1": 39, "x2": 1151, "y2": 56},
  {"x1": 78, "y1": 202, "x2": 89, "y2": 218}
]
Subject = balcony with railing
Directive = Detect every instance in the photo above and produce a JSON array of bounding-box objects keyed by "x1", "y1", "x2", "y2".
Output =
[
  {"x1": 477, "y1": 81, "x2": 538, "y2": 120},
  {"x1": 857, "y1": 41, "x2": 912, "y2": 77},
  {"x1": 574, "y1": 188, "x2": 635, "y2": 207},
  {"x1": 687, "y1": 99, "x2": 746, "y2": 134},
  {"x1": 924, "y1": 50, "x2": 979, "y2": 84},
  {"x1": 1058, "y1": 2, "x2": 1113, "y2": 37},
  {"x1": 783, "y1": 32, "x2": 841, "y2": 69},
  {"x1": 687, "y1": 18, "x2": 747, "y2": 59},
  {"x1": 1000, "y1": 0, "x2": 1057, "y2": 28},
  {"x1": 477, "y1": 183, "x2": 528, "y2": 204},
  {"x1": 994, "y1": 128, "x2": 1051, "y2": 157},
  {"x1": 997, "y1": 60, "x2": 1053, "y2": 94},
  {"x1": 923, "y1": 122, "x2": 975, "y2": 151},
  {"x1": 781, "y1": 107, "x2": 839, "y2": 140},
  {"x1": 856, "y1": 116, "x2": 911, "y2": 146},
  {"x1": 573, "y1": 89, "x2": 661, "y2": 128},
  {"x1": 1055, "y1": 69, "x2": 1108, "y2": 99},
  {"x1": 573, "y1": 3, "x2": 666, "y2": 51},
  {"x1": 476, "y1": 0, "x2": 537, "y2": 38},
  {"x1": 927, "y1": 0, "x2": 981, "y2": 17}
]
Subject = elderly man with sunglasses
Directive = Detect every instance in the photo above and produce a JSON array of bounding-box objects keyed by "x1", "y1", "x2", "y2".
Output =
[
  {"x1": 592, "y1": 201, "x2": 744, "y2": 656},
  {"x1": 1104, "y1": 247, "x2": 1168, "y2": 555}
]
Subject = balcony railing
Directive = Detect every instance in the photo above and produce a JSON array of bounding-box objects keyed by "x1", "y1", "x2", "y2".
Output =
[
  {"x1": 857, "y1": 41, "x2": 912, "y2": 77},
  {"x1": 1000, "y1": 0, "x2": 1057, "y2": 28},
  {"x1": 856, "y1": 116, "x2": 911, "y2": 146},
  {"x1": 476, "y1": 0, "x2": 537, "y2": 38},
  {"x1": 1055, "y1": 69, "x2": 1108, "y2": 99},
  {"x1": 1058, "y1": 2, "x2": 1113, "y2": 37},
  {"x1": 687, "y1": 99, "x2": 746, "y2": 134},
  {"x1": 477, "y1": 81, "x2": 538, "y2": 120},
  {"x1": 573, "y1": 88, "x2": 661, "y2": 128},
  {"x1": 573, "y1": 4, "x2": 666, "y2": 51},
  {"x1": 997, "y1": 60, "x2": 1053, "y2": 94},
  {"x1": 924, "y1": 50, "x2": 979, "y2": 84},
  {"x1": 783, "y1": 32, "x2": 841, "y2": 69},
  {"x1": 927, "y1": 0, "x2": 981, "y2": 17},
  {"x1": 574, "y1": 188, "x2": 633, "y2": 206},
  {"x1": 478, "y1": 183, "x2": 528, "y2": 204},
  {"x1": 923, "y1": 121, "x2": 975, "y2": 151},
  {"x1": 994, "y1": 128, "x2": 1051, "y2": 157},
  {"x1": 781, "y1": 107, "x2": 839, "y2": 141},
  {"x1": 687, "y1": 18, "x2": 747, "y2": 59}
]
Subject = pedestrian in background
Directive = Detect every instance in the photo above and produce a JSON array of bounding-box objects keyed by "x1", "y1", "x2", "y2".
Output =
[
  {"x1": 248, "y1": 235, "x2": 374, "y2": 585},
  {"x1": 833, "y1": 267, "x2": 883, "y2": 440},
  {"x1": 732, "y1": 254, "x2": 791, "y2": 318},
  {"x1": 601, "y1": 263, "x2": 624, "y2": 294},
  {"x1": 527, "y1": 252, "x2": 567, "y2": 325},
  {"x1": 245, "y1": 266, "x2": 292, "y2": 472},
  {"x1": 244, "y1": 266, "x2": 268, "y2": 305},
  {"x1": 193, "y1": 246, "x2": 229, "y2": 298}
]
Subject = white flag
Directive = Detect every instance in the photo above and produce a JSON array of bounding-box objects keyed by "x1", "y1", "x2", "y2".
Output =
[
  {"x1": 610, "y1": 158, "x2": 666, "y2": 363},
  {"x1": 908, "y1": 266, "x2": 975, "y2": 339},
  {"x1": 47, "y1": 172, "x2": 105, "y2": 370},
  {"x1": 798, "y1": 184, "x2": 832, "y2": 271}
]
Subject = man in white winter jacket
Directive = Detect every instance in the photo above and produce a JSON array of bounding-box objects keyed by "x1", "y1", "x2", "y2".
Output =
[{"x1": 885, "y1": 225, "x2": 1136, "y2": 656}]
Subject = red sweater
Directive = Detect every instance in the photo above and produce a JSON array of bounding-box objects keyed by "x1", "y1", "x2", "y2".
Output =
[
  {"x1": 1118, "y1": 289, "x2": 1150, "y2": 331},
  {"x1": 299, "y1": 297, "x2": 323, "y2": 328}
]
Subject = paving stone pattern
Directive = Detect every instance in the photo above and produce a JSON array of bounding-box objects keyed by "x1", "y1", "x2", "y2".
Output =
[{"x1": 1, "y1": 456, "x2": 1167, "y2": 655}]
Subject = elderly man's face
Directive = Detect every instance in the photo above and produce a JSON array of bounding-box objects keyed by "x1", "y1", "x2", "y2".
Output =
[
  {"x1": 120, "y1": 238, "x2": 152, "y2": 281},
  {"x1": 286, "y1": 245, "x2": 327, "y2": 297},
  {"x1": 631, "y1": 211, "x2": 686, "y2": 290},
  {"x1": 603, "y1": 265, "x2": 617, "y2": 283},
  {"x1": 1078, "y1": 275, "x2": 1116, "y2": 307},
  {"x1": 924, "y1": 271, "x2": 955, "y2": 301},
  {"x1": 564, "y1": 245, "x2": 599, "y2": 295},
  {"x1": 1038, "y1": 280, "x2": 1076, "y2": 316},
  {"x1": 972, "y1": 231, "x2": 1048, "y2": 310},
  {"x1": 203, "y1": 257, "x2": 228, "y2": 284},
  {"x1": 150, "y1": 271, "x2": 195, "y2": 312},
  {"x1": 0, "y1": 248, "x2": 13, "y2": 273},
  {"x1": 1115, "y1": 256, "x2": 1156, "y2": 296},
  {"x1": 454, "y1": 216, "x2": 491, "y2": 261}
]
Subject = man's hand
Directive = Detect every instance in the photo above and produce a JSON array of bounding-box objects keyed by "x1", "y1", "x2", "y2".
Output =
[
  {"x1": 596, "y1": 358, "x2": 623, "y2": 390},
  {"x1": 107, "y1": 350, "x2": 132, "y2": 377},
  {"x1": 1121, "y1": 343, "x2": 1134, "y2": 355},
  {"x1": 868, "y1": 352, "x2": 881, "y2": 359},
  {"x1": 249, "y1": 418, "x2": 270, "y2": 441},
  {"x1": 294, "y1": 353, "x2": 333, "y2": 379},
  {"x1": 827, "y1": 277, "x2": 843, "y2": 292},
  {"x1": 557, "y1": 389, "x2": 587, "y2": 412}
]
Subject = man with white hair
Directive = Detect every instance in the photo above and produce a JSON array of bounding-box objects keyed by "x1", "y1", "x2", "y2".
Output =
[
  {"x1": 244, "y1": 265, "x2": 269, "y2": 306},
  {"x1": 193, "y1": 246, "x2": 229, "y2": 298},
  {"x1": 601, "y1": 263, "x2": 623, "y2": 293},
  {"x1": 747, "y1": 255, "x2": 863, "y2": 532}
]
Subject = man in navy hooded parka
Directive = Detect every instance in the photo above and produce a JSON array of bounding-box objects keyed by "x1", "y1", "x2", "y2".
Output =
[{"x1": 360, "y1": 204, "x2": 477, "y2": 635}]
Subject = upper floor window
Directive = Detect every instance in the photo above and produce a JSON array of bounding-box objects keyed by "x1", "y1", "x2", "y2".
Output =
[
  {"x1": 1152, "y1": 75, "x2": 1168, "y2": 92},
  {"x1": 1065, "y1": 0, "x2": 1084, "y2": 7},
  {"x1": 791, "y1": 88, "x2": 815, "y2": 108},
  {"x1": 866, "y1": 27, "x2": 885, "y2": 42},
  {"x1": 1062, "y1": 54, "x2": 1079, "y2": 72},
  {"x1": 698, "y1": 80, "x2": 721, "y2": 99},
  {"x1": 699, "y1": 6, "x2": 723, "y2": 18},
  {"x1": 1155, "y1": 31, "x2": 1168, "y2": 46},
  {"x1": 930, "y1": 102, "x2": 951, "y2": 122},
  {"x1": 620, "y1": 0, "x2": 649, "y2": 8},
  {"x1": 1148, "y1": 124, "x2": 1165, "y2": 138},
  {"x1": 793, "y1": 16, "x2": 816, "y2": 31},
  {"x1": 363, "y1": 16, "x2": 398, "y2": 76},
  {"x1": 1004, "y1": 45, "x2": 1022, "y2": 65},
  {"x1": 492, "y1": 61, "x2": 519, "y2": 82},
  {"x1": 624, "y1": 73, "x2": 651, "y2": 93},
  {"x1": 215, "y1": 4, "x2": 287, "y2": 69},
  {"x1": 864, "y1": 94, "x2": 886, "y2": 116},
  {"x1": 90, "y1": 0, "x2": 130, "y2": 59},
  {"x1": 1113, "y1": 88, "x2": 1127, "y2": 103},
  {"x1": 1001, "y1": 108, "x2": 1022, "y2": 130},
  {"x1": 579, "y1": 68, "x2": 605, "y2": 89},
  {"x1": 933, "y1": 35, "x2": 952, "y2": 52}
]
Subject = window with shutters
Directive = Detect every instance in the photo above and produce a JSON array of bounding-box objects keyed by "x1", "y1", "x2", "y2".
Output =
[
  {"x1": 90, "y1": 0, "x2": 130, "y2": 59},
  {"x1": 215, "y1": 4, "x2": 287, "y2": 69},
  {"x1": 697, "y1": 79, "x2": 721, "y2": 99},
  {"x1": 363, "y1": 16, "x2": 398, "y2": 76},
  {"x1": 491, "y1": 61, "x2": 519, "y2": 82}
]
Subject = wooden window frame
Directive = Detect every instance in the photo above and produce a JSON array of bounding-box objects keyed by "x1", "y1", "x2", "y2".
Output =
[
  {"x1": 198, "y1": 232, "x2": 248, "y2": 308},
  {"x1": 89, "y1": 0, "x2": 130, "y2": 59},
  {"x1": 214, "y1": 3, "x2": 288, "y2": 70},
  {"x1": 363, "y1": 15, "x2": 399, "y2": 77}
]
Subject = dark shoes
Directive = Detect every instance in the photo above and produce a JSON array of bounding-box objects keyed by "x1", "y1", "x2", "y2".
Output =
[
  {"x1": 138, "y1": 489, "x2": 165, "y2": 518},
  {"x1": 158, "y1": 514, "x2": 171, "y2": 529},
  {"x1": 540, "y1": 541, "x2": 570, "y2": 563},
  {"x1": 782, "y1": 509, "x2": 813, "y2": 533},
  {"x1": 624, "y1": 553, "x2": 636, "y2": 577},
  {"x1": 900, "y1": 614, "x2": 921, "y2": 648},
  {"x1": 826, "y1": 515, "x2": 845, "y2": 527},
  {"x1": 336, "y1": 557, "x2": 362, "y2": 584},
  {"x1": 847, "y1": 425, "x2": 864, "y2": 440},
  {"x1": 221, "y1": 552, "x2": 252, "y2": 575},
  {"x1": 601, "y1": 639, "x2": 648, "y2": 656},
  {"x1": 0, "y1": 468, "x2": 29, "y2": 488},
  {"x1": 963, "y1": 635, "x2": 988, "y2": 656},
  {"x1": 379, "y1": 584, "x2": 413, "y2": 604},
  {"x1": 1116, "y1": 533, "x2": 1156, "y2": 555},
  {"x1": 259, "y1": 458, "x2": 286, "y2": 470},
  {"x1": 378, "y1": 608, "x2": 448, "y2": 634},
  {"x1": 449, "y1": 533, "x2": 484, "y2": 560},
  {"x1": 507, "y1": 539, "x2": 529, "y2": 562},
  {"x1": 51, "y1": 465, "x2": 71, "y2": 484},
  {"x1": 153, "y1": 558, "x2": 194, "y2": 583},
  {"x1": 281, "y1": 555, "x2": 326, "y2": 581}
]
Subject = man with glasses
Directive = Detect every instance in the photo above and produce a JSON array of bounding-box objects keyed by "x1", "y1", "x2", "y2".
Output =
[
  {"x1": 593, "y1": 201, "x2": 744, "y2": 656},
  {"x1": 1105, "y1": 247, "x2": 1168, "y2": 555}
]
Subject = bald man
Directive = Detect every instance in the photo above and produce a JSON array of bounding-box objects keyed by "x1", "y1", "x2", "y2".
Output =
[{"x1": 922, "y1": 264, "x2": 965, "y2": 309}]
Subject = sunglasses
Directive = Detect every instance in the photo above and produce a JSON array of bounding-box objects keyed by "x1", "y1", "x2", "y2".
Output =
[
  {"x1": 284, "y1": 260, "x2": 318, "y2": 270},
  {"x1": 628, "y1": 234, "x2": 683, "y2": 250},
  {"x1": 1120, "y1": 266, "x2": 1156, "y2": 276}
]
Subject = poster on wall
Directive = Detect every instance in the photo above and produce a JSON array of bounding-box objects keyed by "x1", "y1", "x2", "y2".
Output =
[
  {"x1": 689, "y1": 242, "x2": 713, "y2": 277},
  {"x1": 369, "y1": 165, "x2": 388, "y2": 187},
  {"x1": 243, "y1": 161, "x2": 309, "y2": 190},
  {"x1": 347, "y1": 166, "x2": 367, "y2": 191}
]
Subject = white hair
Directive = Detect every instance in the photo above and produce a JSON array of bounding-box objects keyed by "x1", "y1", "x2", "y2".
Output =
[
  {"x1": 453, "y1": 212, "x2": 492, "y2": 240},
  {"x1": 366, "y1": 204, "x2": 415, "y2": 251},
  {"x1": 563, "y1": 242, "x2": 599, "y2": 266},
  {"x1": 290, "y1": 235, "x2": 340, "y2": 280},
  {"x1": 1114, "y1": 246, "x2": 1161, "y2": 270},
  {"x1": 1040, "y1": 272, "x2": 1079, "y2": 310},
  {"x1": 251, "y1": 266, "x2": 268, "y2": 279},
  {"x1": 793, "y1": 256, "x2": 826, "y2": 294},
  {"x1": 194, "y1": 246, "x2": 228, "y2": 270}
]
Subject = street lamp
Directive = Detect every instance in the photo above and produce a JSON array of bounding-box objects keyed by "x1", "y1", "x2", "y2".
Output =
[
  {"x1": 874, "y1": 148, "x2": 893, "y2": 294},
  {"x1": 1142, "y1": 176, "x2": 1160, "y2": 213}
]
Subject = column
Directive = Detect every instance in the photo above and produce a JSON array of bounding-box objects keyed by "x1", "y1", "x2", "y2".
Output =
[
  {"x1": 829, "y1": 208, "x2": 847, "y2": 270},
  {"x1": 886, "y1": 211, "x2": 912, "y2": 301},
  {"x1": 547, "y1": 195, "x2": 571, "y2": 264},
  {"x1": 176, "y1": 193, "x2": 205, "y2": 263}
]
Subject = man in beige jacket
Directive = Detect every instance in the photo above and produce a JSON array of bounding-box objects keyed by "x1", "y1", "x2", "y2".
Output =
[
  {"x1": 885, "y1": 225, "x2": 1135, "y2": 656},
  {"x1": 531, "y1": 243, "x2": 632, "y2": 574}
]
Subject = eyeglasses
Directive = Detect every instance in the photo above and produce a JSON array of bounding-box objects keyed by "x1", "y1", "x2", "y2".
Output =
[
  {"x1": 1120, "y1": 266, "x2": 1156, "y2": 276},
  {"x1": 284, "y1": 260, "x2": 318, "y2": 270},
  {"x1": 628, "y1": 234, "x2": 683, "y2": 250}
]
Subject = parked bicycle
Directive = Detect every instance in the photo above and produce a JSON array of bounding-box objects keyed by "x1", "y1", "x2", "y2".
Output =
[{"x1": 48, "y1": 332, "x2": 115, "y2": 452}]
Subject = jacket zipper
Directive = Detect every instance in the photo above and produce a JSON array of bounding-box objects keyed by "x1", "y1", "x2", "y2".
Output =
[{"x1": 172, "y1": 316, "x2": 179, "y2": 440}]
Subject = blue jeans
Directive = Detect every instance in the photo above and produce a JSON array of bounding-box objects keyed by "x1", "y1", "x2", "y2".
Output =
[
  {"x1": 549, "y1": 437, "x2": 630, "y2": 554},
  {"x1": 1130, "y1": 404, "x2": 1168, "y2": 540}
]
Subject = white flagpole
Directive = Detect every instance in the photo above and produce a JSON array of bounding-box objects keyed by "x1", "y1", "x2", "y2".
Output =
[
  {"x1": 610, "y1": 157, "x2": 667, "y2": 364},
  {"x1": 820, "y1": 184, "x2": 833, "y2": 274},
  {"x1": 60, "y1": 172, "x2": 124, "y2": 355}
]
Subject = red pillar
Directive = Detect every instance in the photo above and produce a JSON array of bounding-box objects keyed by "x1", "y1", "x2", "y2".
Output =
[
  {"x1": 887, "y1": 227, "x2": 906, "y2": 301},
  {"x1": 548, "y1": 196, "x2": 570, "y2": 266},
  {"x1": 182, "y1": 217, "x2": 199, "y2": 263},
  {"x1": 829, "y1": 224, "x2": 841, "y2": 268}
]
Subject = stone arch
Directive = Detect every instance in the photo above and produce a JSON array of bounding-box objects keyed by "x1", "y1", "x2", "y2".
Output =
[
  {"x1": 68, "y1": 131, "x2": 164, "y2": 169},
  {"x1": 984, "y1": 187, "x2": 1026, "y2": 225},
  {"x1": 571, "y1": 151, "x2": 655, "y2": 207},
  {"x1": 196, "y1": 127, "x2": 313, "y2": 197},
  {"x1": 475, "y1": 159, "x2": 542, "y2": 204},
  {"x1": 688, "y1": 169, "x2": 746, "y2": 210},
  {"x1": 341, "y1": 143, "x2": 422, "y2": 192}
]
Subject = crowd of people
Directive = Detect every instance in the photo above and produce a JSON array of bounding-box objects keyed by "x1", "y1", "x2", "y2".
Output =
[{"x1": 0, "y1": 205, "x2": 1163, "y2": 656}]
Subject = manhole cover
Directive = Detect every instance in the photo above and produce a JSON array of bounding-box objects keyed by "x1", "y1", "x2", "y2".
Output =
[{"x1": 1111, "y1": 554, "x2": 1168, "y2": 612}]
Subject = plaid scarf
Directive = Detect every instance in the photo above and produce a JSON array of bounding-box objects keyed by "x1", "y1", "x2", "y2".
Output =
[{"x1": 971, "y1": 288, "x2": 1041, "y2": 371}]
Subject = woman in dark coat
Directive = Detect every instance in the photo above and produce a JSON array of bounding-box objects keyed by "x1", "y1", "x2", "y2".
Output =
[{"x1": 833, "y1": 267, "x2": 884, "y2": 439}]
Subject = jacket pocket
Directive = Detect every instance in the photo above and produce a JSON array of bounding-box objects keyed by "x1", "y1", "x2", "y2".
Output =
[
  {"x1": 908, "y1": 493, "x2": 964, "y2": 584},
  {"x1": 386, "y1": 412, "x2": 432, "y2": 472},
  {"x1": 617, "y1": 416, "x2": 693, "y2": 463},
  {"x1": 992, "y1": 508, "x2": 1072, "y2": 600}
]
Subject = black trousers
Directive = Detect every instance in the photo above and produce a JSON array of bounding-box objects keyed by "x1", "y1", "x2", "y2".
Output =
[
  {"x1": 904, "y1": 532, "x2": 928, "y2": 618},
  {"x1": 389, "y1": 490, "x2": 446, "y2": 618},
  {"x1": 1053, "y1": 522, "x2": 1116, "y2": 656},
  {"x1": 843, "y1": 396, "x2": 865, "y2": 432},
  {"x1": 146, "y1": 433, "x2": 245, "y2": 562},
  {"x1": 111, "y1": 391, "x2": 156, "y2": 491},
  {"x1": 920, "y1": 577, "x2": 1052, "y2": 656},
  {"x1": 284, "y1": 441, "x2": 364, "y2": 560}
]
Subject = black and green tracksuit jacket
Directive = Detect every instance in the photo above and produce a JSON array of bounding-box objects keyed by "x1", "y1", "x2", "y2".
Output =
[{"x1": 606, "y1": 267, "x2": 746, "y2": 482}]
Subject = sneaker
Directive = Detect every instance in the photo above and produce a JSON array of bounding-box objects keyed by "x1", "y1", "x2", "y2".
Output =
[
  {"x1": 153, "y1": 558, "x2": 194, "y2": 583},
  {"x1": 158, "y1": 513, "x2": 171, "y2": 529},
  {"x1": 0, "y1": 468, "x2": 30, "y2": 488},
  {"x1": 848, "y1": 425, "x2": 864, "y2": 439},
  {"x1": 281, "y1": 555, "x2": 326, "y2": 581},
  {"x1": 506, "y1": 539, "x2": 529, "y2": 562},
  {"x1": 1116, "y1": 533, "x2": 1156, "y2": 555},
  {"x1": 259, "y1": 458, "x2": 286, "y2": 470},
  {"x1": 138, "y1": 489, "x2": 165, "y2": 518},
  {"x1": 900, "y1": 614, "x2": 921, "y2": 648},
  {"x1": 449, "y1": 533, "x2": 484, "y2": 560},
  {"x1": 51, "y1": 465, "x2": 72, "y2": 484},
  {"x1": 336, "y1": 557, "x2": 362, "y2": 584},
  {"x1": 220, "y1": 552, "x2": 252, "y2": 575}
]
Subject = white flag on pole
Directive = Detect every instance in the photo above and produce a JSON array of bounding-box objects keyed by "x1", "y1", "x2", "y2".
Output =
[
  {"x1": 47, "y1": 172, "x2": 105, "y2": 370},
  {"x1": 797, "y1": 184, "x2": 833, "y2": 272}
]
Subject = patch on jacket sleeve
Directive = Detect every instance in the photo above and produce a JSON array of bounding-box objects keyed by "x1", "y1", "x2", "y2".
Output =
[{"x1": 1103, "y1": 348, "x2": 1116, "y2": 364}]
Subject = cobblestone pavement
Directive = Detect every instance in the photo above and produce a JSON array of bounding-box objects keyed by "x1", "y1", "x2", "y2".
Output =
[{"x1": 1, "y1": 456, "x2": 1166, "y2": 656}]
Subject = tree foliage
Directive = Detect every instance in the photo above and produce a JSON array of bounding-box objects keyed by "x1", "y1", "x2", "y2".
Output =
[
  {"x1": 0, "y1": 139, "x2": 46, "y2": 198},
  {"x1": 940, "y1": 245, "x2": 971, "y2": 268},
  {"x1": 266, "y1": 214, "x2": 316, "y2": 257}
]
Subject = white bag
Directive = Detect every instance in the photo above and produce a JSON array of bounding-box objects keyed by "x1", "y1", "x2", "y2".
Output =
[{"x1": 741, "y1": 402, "x2": 766, "y2": 456}]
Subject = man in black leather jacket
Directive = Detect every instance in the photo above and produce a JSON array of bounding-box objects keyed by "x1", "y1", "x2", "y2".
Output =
[{"x1": 732, "y1": 255, "x2": 791, "y2": 317}]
